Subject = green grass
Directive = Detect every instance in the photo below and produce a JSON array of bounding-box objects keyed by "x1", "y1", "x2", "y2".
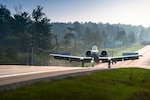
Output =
[
  {"x1": 106, "y1": 44, "x2": 144, "y2": 56},
  {"x1": 0, "y1": 68, "x2": 150, "y2": 100}
]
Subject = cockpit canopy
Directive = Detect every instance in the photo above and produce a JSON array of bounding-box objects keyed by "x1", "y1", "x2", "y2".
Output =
[{"x1": 92, "y1": 46, "x2": 98, "y2": 50}]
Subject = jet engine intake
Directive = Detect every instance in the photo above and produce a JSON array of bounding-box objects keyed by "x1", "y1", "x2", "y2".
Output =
[
  {"x1": 100, "y1": 50, "x2": 108, "y2": 63},
  {"x1": 85, "y1": 50, "x2": 91, "y2": 57},
  {"x1": 100, "y1": 50, "x2": 108, "y2": 57}
]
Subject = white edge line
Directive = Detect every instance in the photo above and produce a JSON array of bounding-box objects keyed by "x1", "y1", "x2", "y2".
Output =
[{"x1": 0, "y1": 68, "x2": 81, "y2": 78}]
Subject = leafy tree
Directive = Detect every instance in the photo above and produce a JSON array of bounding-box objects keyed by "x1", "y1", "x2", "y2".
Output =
[
  {"x1": 115, "y1": 30, "x2": 130, "y2": 46},
  {"x1": 82, "y1": 27, "x2": 103, "y2": 47},
  {"x1": 13, "y1": 12, "x2": 31, "y2": 34},
  {"x1": 83, "y1": 27, "x2": 92, "y2": 46},
  {"x1": 64, "y1": 27, "x2": 74, "y2": 46},
  {"x1": 115, "y1": 31, "x2": 126, "y2": 41},
  {"x1": 73, "y1": 21, "x2": 81, "y2": 36},
  {"x1": 32, "y1": 5, "x2": 45, "y2": 22},
  {"x1": 5, "y1": 47, "x2": 17, "y2": 63},
  {"x1": 13, "y1": 12, "x2": 32, "y2": 52},
  {"x1": 0, "y1": 4, "x2": 13, "y2": 41},
  {"x1": 31, "y1": 5, "x2": 52, "y2": 49},
  {"x1": 128, "y1": 32, "x2": 136, "y2": 43},
  {"x1": 64, "y1": 32, "x2": 74, "y2": 45}
]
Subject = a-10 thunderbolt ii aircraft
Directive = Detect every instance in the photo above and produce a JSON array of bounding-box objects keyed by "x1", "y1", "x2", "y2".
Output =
[{"x1": 50, "y1": 46, "x2": 142, "y2": 68}]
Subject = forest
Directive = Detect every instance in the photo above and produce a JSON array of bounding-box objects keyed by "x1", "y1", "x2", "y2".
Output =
[{"x1": 0, "y1": 4, "x2": 150, "y2": 65}]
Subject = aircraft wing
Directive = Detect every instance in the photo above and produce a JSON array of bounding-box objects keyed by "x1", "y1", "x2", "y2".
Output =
[
  {"x1": 50, "y1": 54, "x2": 92, "y2": 62},
  {"x1": 102, "y1": 54, "x2": 142, "y2": 62},
  {"x1": 50, "y1": 53, "x2": 142, "y2": 68}
]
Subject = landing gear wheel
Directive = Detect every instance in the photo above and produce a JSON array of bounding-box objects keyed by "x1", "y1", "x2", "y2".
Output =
[
  {"x1": 108, "y1": 61, "x2": 111, "y2": 68},
  {"x1": 81, "y1": 60, "x2": 84, "y2": 67},
  {"x1": 91, "y1": 57, "x2": 94, "y2": 67},
  {"x1": 92, "y1": 62, "x2": 94, "y2": 67}
]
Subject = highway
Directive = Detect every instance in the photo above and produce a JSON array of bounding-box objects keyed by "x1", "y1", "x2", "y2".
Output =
[
  {"x1": 0, "y1": 45, "x2": 150, "y2": 91},
  {"x1": 0, "y1": 65, "x2": 109, "y2": 91}
]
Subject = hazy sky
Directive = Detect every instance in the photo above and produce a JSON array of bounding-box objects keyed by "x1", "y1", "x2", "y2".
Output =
[{"x1": 1, "y1": 0, "x2": 150, "y2": 27}]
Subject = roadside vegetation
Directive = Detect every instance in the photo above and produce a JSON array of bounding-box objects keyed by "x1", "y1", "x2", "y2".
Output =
[
  {"x1": 106, "y1": 44, "x2": 144, "y2": 56},
  {"x1": 0, "y1": 68, "x2": 150, "y2": 100}
]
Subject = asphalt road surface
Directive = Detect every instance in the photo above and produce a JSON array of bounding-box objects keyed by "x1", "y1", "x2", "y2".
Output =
[{"x1": 0, "y1": 45, "x2": 150, "y2": 91}]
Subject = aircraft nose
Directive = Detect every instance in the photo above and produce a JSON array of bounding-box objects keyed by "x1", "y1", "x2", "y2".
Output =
[{"x1": 91, "y1": 52, "x2": 99, "y2": 63}]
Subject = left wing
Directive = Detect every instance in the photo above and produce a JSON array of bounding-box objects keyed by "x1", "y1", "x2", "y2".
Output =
[
  {"x1": 101, "y1": 54, "x2": 142, "y2": 68},
  {"x1": 50, "y1": 53, "x2": 142, "y2": 68}
]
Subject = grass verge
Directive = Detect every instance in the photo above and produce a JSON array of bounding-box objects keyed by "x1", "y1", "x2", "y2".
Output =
[
  {"x1": 0, "y1": 68, "x2": 150, "y2": 100},
  {"x1": 106, "y1": 44, "x2": 144, "y2": 56}
]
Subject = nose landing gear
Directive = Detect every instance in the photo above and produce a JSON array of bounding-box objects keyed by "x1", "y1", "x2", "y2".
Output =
[{"x1": 91, "y1": 57, "x2": 94, "y2": 67}]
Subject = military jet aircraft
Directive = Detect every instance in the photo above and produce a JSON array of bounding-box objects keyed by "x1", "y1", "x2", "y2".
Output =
[{"x1": 50, "y1": 46, "x2": 142, "y2": 68}]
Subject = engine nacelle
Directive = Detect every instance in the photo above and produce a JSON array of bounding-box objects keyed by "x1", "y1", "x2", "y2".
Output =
[
  {"x1": 100, "y1": 50, "x2": 108, "y2": 63},
  {"x1": 100, "y1": 50, "x2": 108, "y2": 57},
  {"x1": 85, "y1": 50, "x2": 91, "y2": 57}
]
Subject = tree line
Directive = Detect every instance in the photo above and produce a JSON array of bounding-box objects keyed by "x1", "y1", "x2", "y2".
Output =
[
  {"x1": 51, "y1": 22, "x2": 147, "y2": 53},
  {"x1": 0, "y1": 4, "x2": 149, "y2": 65},
  {"x1": 0, "y1": 4, "x2": 52, "y2": 65}
]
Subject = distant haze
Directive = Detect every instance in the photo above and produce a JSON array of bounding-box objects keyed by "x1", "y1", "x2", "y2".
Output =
[{"x1": 1, "y1": 0, "x2": 150, "y2": 27}]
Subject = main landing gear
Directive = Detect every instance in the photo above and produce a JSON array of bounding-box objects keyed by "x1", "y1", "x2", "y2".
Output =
[
  {"x1": 108, "y1": 60, "x2": 111, "y2": 68},
  {"x1": 81, "y1": 58, "x2": 111, "y2": 68},
  {"x1": 81, "y1": 58, "x2": 95, "y2": 67},
  {"x1": 81, "y1": 60, "x2": 84, "y2": 67}
]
